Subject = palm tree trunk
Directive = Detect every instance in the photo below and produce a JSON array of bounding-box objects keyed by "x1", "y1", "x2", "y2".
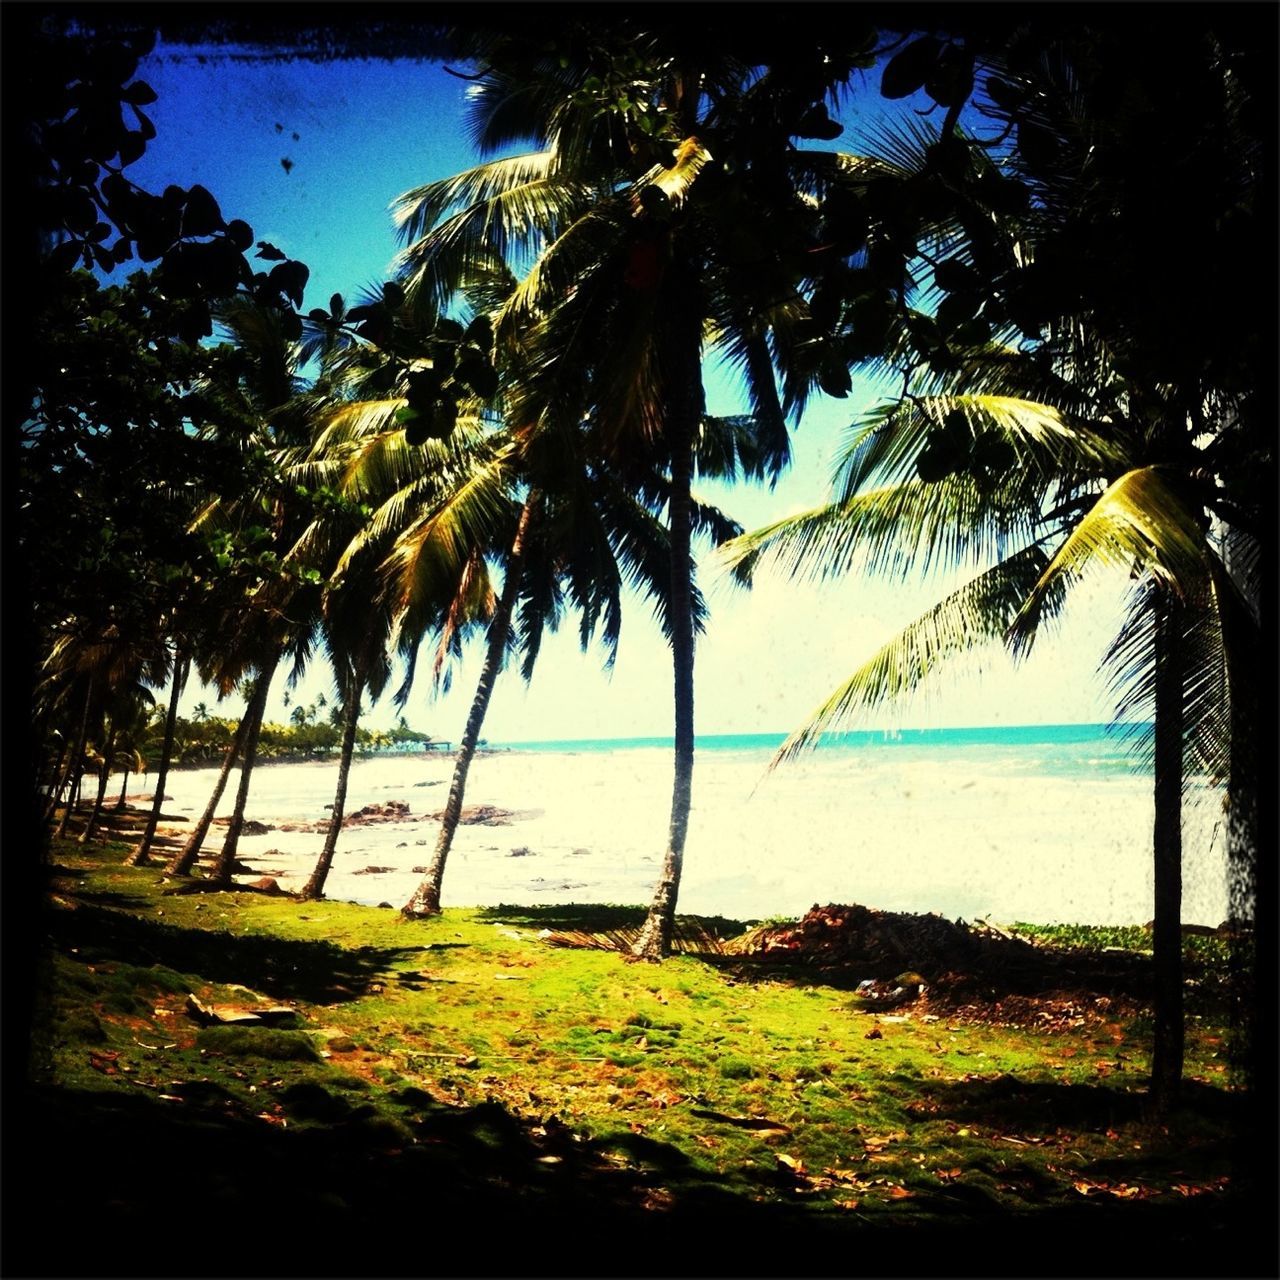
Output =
[
  {"x1": 634, "y1": 392, "x2": 699, "y2": 961},
  {"x1": 54, "y1": 678, "x2": 94, "y2": 839},
  {"x1": 165, "y1": 706, "x2": 256, "y2": 877},
  {"x1": 301, "y1": 651, "x2": 371, "y2": 901},
  {"x1": 126, "y1": 651, "x2": 190, "y2": 867},
  {"x1": 41, "y1": 738, "x2": 69, "y2": 824},
  {"x1": 115, "y1": 765, "x2": 131, "y2": 811},
  {"x1": 78, "y1": 729, "x2": 117, "y2": 844},
  {"x1": 210, "y1": 659, "x2": 277, "y2": 885},
  {"x1": 1150, "y1": 599, "x2": 1185, "y2": 1114},
  {"x1": 402, "y1": 495, "x2": 539, "y2": 918}
]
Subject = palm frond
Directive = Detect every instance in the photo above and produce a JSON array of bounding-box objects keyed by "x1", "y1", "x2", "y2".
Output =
[
  {"x1": 836, "y1": 393, "x2": 1121, "y2": 500},
  {"x1": 1010, "y1": 467, "x2": 1214, "y2": 642},
  {"x1": 771, "y1": 545, "x2": 1055, "y2": 767},
  {"x1": 632, "y1": 136, "x2": 714, "y2": 212},
  {"x1": 717, "y1": 467, "x2": 1044, "y2": 590}
]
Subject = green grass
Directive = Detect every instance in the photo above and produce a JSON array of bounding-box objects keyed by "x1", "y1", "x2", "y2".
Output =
[{"x1": 17, "y1": 840, "x2": 1259, "y2": 1276}]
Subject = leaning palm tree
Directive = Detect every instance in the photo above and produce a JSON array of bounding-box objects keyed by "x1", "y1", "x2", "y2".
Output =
[
  {"x1": 391, "y1": 24, "x2": 894, "y2": 951},
  {"x1": 78, "y1": 681, "x2": 154, "y2": 843},
  {"x1": 292, "y1": 293, "x2": 746, "y2": 917}
]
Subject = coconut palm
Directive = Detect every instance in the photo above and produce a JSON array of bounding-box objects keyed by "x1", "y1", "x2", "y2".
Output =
[
  {"x1": 78, "y1": 682, "x2": 155, "y2": 844},
  {"x1": 390, "y1": 24, "x2": 894, "y2": 952},
  {"x1": 719, "y1": 12, "x2": 1266, "y2": 1107},
  {"x1": 721, "y1": 338, "x2": 1259, "y2": 1112},
  {"x1": 165, "y1": 295, "x2": 330, "y2": 886},
  {"x1": 291, "y1": 288, "x2": 755, "y2": 916}
]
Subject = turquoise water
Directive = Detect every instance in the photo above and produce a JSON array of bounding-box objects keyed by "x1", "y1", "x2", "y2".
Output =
[{"x1": 495, "y1": 722, "x2": 1151, "y2": 777}]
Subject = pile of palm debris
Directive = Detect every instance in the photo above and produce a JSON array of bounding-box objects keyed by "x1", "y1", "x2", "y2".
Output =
[{"x1": 722, "y1": 903, "x2": 1156, "y2": 1009}]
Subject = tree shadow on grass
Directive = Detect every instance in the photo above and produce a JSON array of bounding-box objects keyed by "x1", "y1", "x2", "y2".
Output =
[
  {"x1": 48, "y1": 900, "x2": 420, "y2": 1005},
  {"x1": 701, "y1": 944, "x2": 1164, "y2": 1003},
  {"x1": 479, "y1": 902, "x2": 650, "y2": 931},
  {"x1": 931, "y1": 1072, "x2": 1248, "y2": 1134},
  {"x1": 478, "y1": 903, "x2": 753, "y2": 942},
  {"x1": 3, "y1": 1077, "x2": 1262, "y2": 1279}
]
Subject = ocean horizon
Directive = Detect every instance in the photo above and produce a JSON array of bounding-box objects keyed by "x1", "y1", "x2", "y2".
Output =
[{"x1": 492, "y1": 721, "x2": 1150, "y2": 756}]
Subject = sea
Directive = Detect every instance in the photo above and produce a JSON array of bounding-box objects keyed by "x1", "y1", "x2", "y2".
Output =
[{"x1": 157, "y1": 723, "x2": 1232, "y2": 927}]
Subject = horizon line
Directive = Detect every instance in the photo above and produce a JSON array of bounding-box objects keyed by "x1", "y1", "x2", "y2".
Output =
[{"x1": 492, "y1": 720, "x2": 1151, "y2": 747}]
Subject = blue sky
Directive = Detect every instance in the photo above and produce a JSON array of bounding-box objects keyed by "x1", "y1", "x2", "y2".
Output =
[{"x1": 129, "y1": 44, "x2": 1122, "y2": 742}]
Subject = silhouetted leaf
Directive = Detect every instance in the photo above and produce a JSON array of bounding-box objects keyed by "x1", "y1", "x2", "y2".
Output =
[
  {"x1": 925, "y1": 47, "x2": 975, "y2": 108},
  {"x1": 267, "y1": 260, "x2": 309, "y2": 309},
  {"x1": 881, "y1": 37, "x2": 941, "y2": 100},
  {"x1": 182, "y1": 185, "x2": 223, "y2": 237},
  {"x1": 971, "y1": 429, "x2": 1017, "y2": 476},
  {"x1": 122, "y1": 80, "x2": 158, "y2": 106},
  {"x1": 118, "y1": 131, "x2": 146, "y2": 166},
  {"x1": 49, "y1": 239, "x2": 85, "y2": 272},
  {"x1": 794, "y1": 104, "x2": 843, "y2": 140},
  {"x1": 255, "y1": 242, "x2": 287, "y2": 261},
  {"x1": 639, "y1": 184, "x2": 671, "y2": 218},
  {"x1": 464, "y1": 314, "x2": 492, "y2": 348},
  {"x1": 226, "y1": 219, "x2": 254, "y2": 251},
  {"x1": 985, "y1": 76, "x2": 1023, "y2": 111},
  {"x1": 934, "y1": 257, "x2": 978, "y2": 294},
  {"x1": 915, "y1": 432, "x2": 963, "y2": 482}
]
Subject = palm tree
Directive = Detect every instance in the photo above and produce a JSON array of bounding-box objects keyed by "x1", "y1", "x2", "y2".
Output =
[
  {"x1": 79, "y1": 682, "x2": 154, "y2": 843},
  {"x1": 391, "y1": 24, "x2": 883, "y2": 951},
  {"x1": 172, "y1": 295, "x2": 335, "y2": 887},
  {"x1": 124, "y1": 643, "x2": 192, "y2": 866},
  {"x1": 291, "y1": 291, "x2": 739, "y2": 916},
  {"x1": 718, "y1": 12, "x2": 1266, "y2": 1108},
  {"x1": 163, "y1": 667, "x2": 275, "y2": 878},
  {"x1": 721, "y1": 347, "x2": 1258, "y2": 1113}
]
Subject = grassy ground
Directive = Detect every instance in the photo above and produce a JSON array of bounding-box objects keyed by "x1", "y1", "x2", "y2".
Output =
[{"x1": 6, "y1": 838, "x2": 1270, "y2": 1278}]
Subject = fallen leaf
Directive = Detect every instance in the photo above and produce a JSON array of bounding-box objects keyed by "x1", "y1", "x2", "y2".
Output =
[{"x1": 886, "y1": 1184, "x2": 915, "y2": 1199}]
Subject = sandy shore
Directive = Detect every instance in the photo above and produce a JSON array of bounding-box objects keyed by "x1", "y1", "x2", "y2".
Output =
[{"x1": 143, "y1": 744, "x2": 1233, "y2": 927}]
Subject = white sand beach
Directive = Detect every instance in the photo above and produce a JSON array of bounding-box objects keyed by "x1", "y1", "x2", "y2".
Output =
[{"x1": 152, "y1": 739, "x2": 1232, "y2": 927}]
